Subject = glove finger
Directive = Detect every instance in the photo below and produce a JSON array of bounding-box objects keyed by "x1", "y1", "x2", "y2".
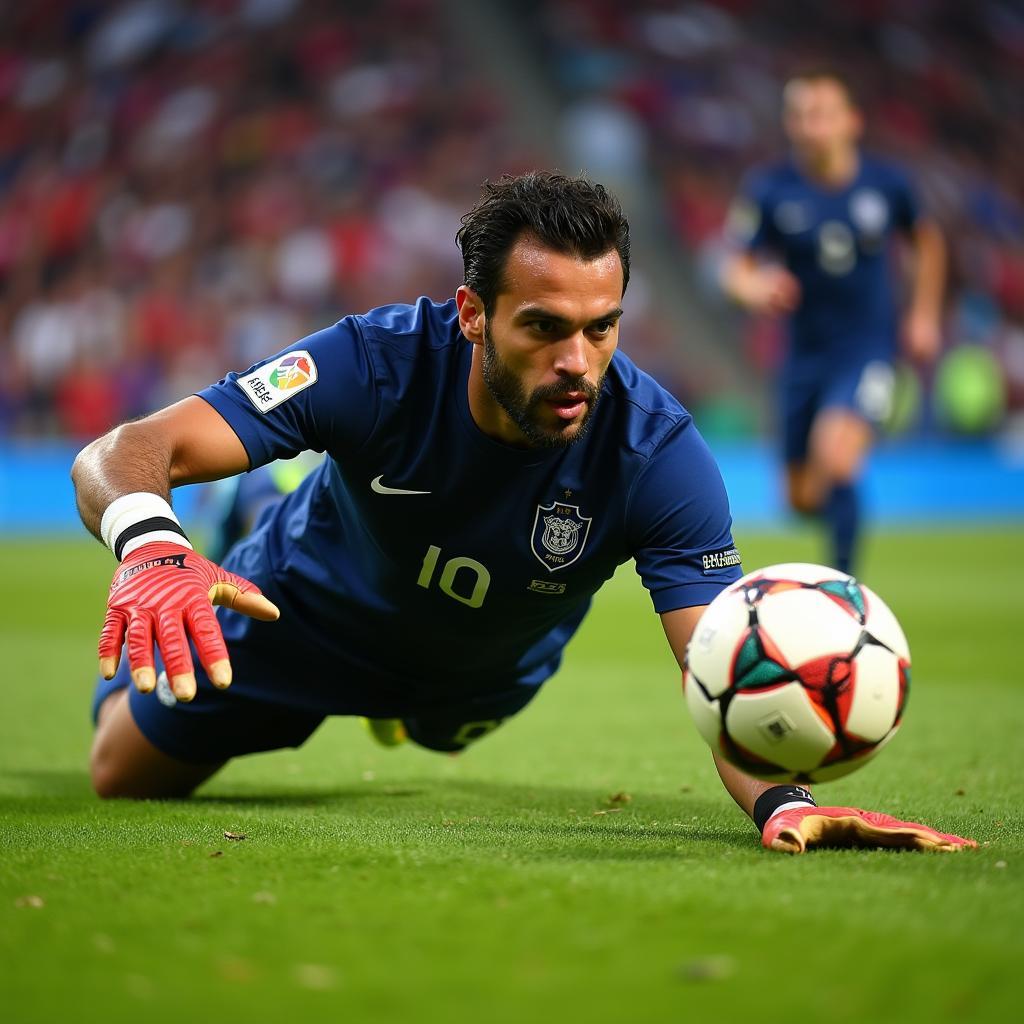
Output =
[
  {"x1": 774, "y1": 811, "x2": 973, "y2": 852},
  {"x1": 185, "y1": 601, "x2": 232, "y2": 689},
  {"x1": 98, "y1": 607, "x2": 128, "y2": 679},
  {"x1": 220, "y1": 568, "x2": 261, "y2": 594},
  {"x1": 156, "y1": 608, "x2": 196, "y2": 702},
  {"x1": 853, "y1": 810, "x2": 976, "y2": 849},
  {"x1": 126, "y1": 611, "x2": 157, "y2": 694},
  {"x1": 841, "y1": 819, "x2": 964, "y2": 851},
  {"x1": 764, "y1": 823, "x2": 808, "y2": 854},
  {"x1": 928, "y1": 828, "x2": 977, "y2": 849},
  {"x1": 209, "y1": 581, "x2": 280, "y2": 622}
]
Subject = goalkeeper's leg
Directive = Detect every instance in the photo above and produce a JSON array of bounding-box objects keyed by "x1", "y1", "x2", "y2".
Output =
[
  {"x1": 391, "y1": 684, "x2": 545, "y2": 753},
  {"x1": 91, "y1": 689, "x2": 224, "y2": 799},
  {"x1": 89, "y1": 649, "x2": 324, "y2": 799}
]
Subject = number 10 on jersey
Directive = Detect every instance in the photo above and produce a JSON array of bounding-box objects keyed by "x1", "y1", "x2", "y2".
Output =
[{"x1": 417, "y1": 544, "x2": 491, "y2": 609}]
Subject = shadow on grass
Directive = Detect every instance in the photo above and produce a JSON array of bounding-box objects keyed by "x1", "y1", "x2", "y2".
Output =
[
  {"x1": 190, "y1": 778, "x2": 755, "y2": 856},
  {"x1": 191, "y1": 786, "x2": 425, "y2": 805},
  {"x1": 0, "y1": 770, "x2": 756, "y2": 856},
  {"x1": 0, "y1": 768, "x2": 93, "y2": 797}
]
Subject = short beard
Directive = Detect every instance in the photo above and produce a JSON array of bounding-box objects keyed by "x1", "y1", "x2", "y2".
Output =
[{"x1": 482, "y1": 322, "x2": 603, "y2": 449}]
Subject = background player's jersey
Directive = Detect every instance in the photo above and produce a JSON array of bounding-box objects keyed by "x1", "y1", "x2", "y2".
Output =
[
  {"x1": 729, "y1": 154, "x2": 920, "y2": 361},
  {"x1": 198, "y1": 298, "x2": 740, "y2": 711}
]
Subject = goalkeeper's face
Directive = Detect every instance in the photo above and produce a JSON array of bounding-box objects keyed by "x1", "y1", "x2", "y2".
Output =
[{"x1": 477, "y1": 234, "x2": 624, "y2": 449}]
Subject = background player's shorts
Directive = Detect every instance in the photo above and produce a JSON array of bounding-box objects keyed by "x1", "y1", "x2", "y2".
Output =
[
  {"x1": 781, "y1": 354, "x2": 895, "y2": 463},
  {"x1": 91, "y1": 646, "x2": 543, "y2": 764}
]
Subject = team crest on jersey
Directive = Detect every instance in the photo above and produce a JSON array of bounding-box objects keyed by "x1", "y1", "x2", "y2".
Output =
[
  {"x1": 849, "y1": 188, "x2": 889, "y2": 235},
  {"x1": 531, "y1": 502, "x2": 592, "y2": 573}
]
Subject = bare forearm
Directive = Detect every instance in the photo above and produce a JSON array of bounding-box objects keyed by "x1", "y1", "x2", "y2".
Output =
[
  {"x1": 721, "y1": 253, "x2": 800, "y2": 315},
  {"x1": 71, "y1": 422, "x2": 175, "y2": 541},
  {"x1": 72, "y1": 397, "x2": 251, "y2": 543},
  {"x1": 721, "y1": 253, "x2": 759, "y2": 308},
  {"x1": 909, "y1": 220, "x2": 945, "y2": 317},
  {"x1": 713, "y1": 753, "x2": 809, "y2": 820}
]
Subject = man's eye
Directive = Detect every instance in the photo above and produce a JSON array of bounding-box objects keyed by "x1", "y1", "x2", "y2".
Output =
[
  {"x1": 591, "y1": 321, "x2": 614, "y2": 335},
  {"x1": 531, "y1": 320, "x2": 556, "y2": 334}
]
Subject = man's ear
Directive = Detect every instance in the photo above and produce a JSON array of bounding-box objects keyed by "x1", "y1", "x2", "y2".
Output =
[{"x1": 456, "y1": 285, "x2": 486, "y2": 346}]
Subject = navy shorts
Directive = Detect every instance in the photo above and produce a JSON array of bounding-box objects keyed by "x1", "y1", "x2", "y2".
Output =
[
  {"x1": 781, "y1": 355, "x2": 895, "y2": 463},
  {"x1": 91, "y1": 643, "x2": 543, "y2": 764}
]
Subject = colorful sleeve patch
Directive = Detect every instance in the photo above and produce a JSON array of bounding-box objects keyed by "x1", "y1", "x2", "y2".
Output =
[{"x1": 236, "y1": 351, "x2": 318, "y2": 412}]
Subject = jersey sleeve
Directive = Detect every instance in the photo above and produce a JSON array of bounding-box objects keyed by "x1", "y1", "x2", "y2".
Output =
[
  {"x1": 626, "y1": 419, "x2": 743, "y2": 613},
  {"x1": 197, "y1": 317, "x2": 378, "y2": 470},
  {"x1": 724, "y1": 171, "x2": 778, "y2": 252},
  {"x1": 888, "y1": 165, "x2": 921, "y2": 232}
]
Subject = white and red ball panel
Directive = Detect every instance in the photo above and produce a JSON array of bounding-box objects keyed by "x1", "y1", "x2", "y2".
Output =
[
  {"x1": 683, "y1": 672, "x2": 724, "y2": 749},
  {"x1": 731, "y1": 562, "x2": 853, "y2": 592},
  {"x1": 683, "y1": 562, "x2": 911, "y2": 784},
  {"x1": 722, "y1": 682, "x2": 836, "y2": 774},
  {"x1": 684, "y1": 588, "x2": 753, "y2": 698},
  {"x1": 804, "y1": 727, "x2": 899, "y2": 782},
  {"x1": 755, "y1": 587, "x2": 863, "y2": 668},
  {"x1": 841, "y1": 643, "x2": 902, "y2": 743},
  {"x1": 861, "y1": 583, "x2": 911, "y2": 662}
]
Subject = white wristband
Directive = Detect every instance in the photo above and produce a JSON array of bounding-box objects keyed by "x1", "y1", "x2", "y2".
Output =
[
  {"x1": 766, "y1": 800, "x2": 816, "y2": 822},
  {"x1": 99, "y1": 492, "x2": 193, "y2": 561}
]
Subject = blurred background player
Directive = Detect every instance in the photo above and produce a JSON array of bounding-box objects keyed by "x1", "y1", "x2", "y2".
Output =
[
  {"x1": 720, "y1": 70, "x2": 946, "y2": 574},
  {"x1": 204, "y1": 452, "x2": 323, "y2": 564}
]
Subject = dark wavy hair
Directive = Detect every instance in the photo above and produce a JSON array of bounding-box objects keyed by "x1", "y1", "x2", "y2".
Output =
[{"x1": 456, "y1": 171, "x2": 630, "y2": 314}]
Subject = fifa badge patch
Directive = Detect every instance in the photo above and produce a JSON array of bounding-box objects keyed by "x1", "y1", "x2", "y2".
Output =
[
  {"x1": 236, "y1": 350, "x2": 318, "y2": 413},
  {"x1": 531, "y1": 502, "x2": 592, "y2": 573}
]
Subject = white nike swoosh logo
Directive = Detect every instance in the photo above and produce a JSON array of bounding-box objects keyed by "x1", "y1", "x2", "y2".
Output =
[{"x1": 370, "y1": 475, "x2": 431, "y2": 496}]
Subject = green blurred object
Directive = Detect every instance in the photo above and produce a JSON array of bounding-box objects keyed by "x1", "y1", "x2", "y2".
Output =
[
  {"x1": 268, "y1": 450, "x2": 323, "y2": 493},
  {"x1": 884, "y1": 362, "x2": 923, "y2": 435},
  {"x1": 693, "y1": 395, "x2": 757, "y2": 440},
  {"x1": 934, "y1": 345, "x2": 1007, "y2": 434}
]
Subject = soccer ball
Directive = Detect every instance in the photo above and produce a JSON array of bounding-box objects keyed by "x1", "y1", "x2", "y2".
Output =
[{"x1": 684, "y1": 563, "x2": 910, "y2": 783}]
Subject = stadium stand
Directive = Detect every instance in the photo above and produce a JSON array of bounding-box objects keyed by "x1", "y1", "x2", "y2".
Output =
[
  {"x1": 0, "y1": 0, "x2": 536, "y2": 438},
  {"x1": 1, "y1": 0, "x2": 1022, "y2": 441}
]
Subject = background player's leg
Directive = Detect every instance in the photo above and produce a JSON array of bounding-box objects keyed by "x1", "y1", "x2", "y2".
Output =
[
  {"x1": 781, "y1": 369, "x2": 822, "y2": 516},
  {"x1": 807, "y1": 408, "x2": 873, "y2": 574},
  {"x1": 91, "y1": 690, "x2": 225, "y2": 799},
  {"x1": 785, "y1": 462, "x2": 821, "y2": 515}
]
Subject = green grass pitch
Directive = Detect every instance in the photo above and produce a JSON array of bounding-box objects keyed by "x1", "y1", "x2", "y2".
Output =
[{"x1": 1, "y1": 527, "x2": 1021, "y2": 1023}]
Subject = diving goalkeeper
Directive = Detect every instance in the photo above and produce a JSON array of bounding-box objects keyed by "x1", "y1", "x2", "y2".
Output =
[{"x1": 73, "y1": 172, "x2": 972, "y2": 854}]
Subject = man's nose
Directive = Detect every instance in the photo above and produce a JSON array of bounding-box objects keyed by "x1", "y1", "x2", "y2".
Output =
[{"x1": 552, "y1": 333, "x2": 589, "y2": 378}]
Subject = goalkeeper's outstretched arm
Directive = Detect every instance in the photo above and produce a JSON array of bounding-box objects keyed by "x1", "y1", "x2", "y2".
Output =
[
  {"x1": 658, "y1": 606, "x2": 975, "y2": 854},
  {"x1": 72, "y1": 395, "x2": 251, "y2": 541},
  {"x1": 660, "y1": 606, "x2": 786, "y2": 821},
  {"x1": 72, "y1": 396, "x2": 279, "y2": 702}
]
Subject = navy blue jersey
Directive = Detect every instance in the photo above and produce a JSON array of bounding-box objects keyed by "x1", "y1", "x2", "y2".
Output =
[
  {"x1": 728, "y1": 154, "x2": 920, "y2": 361},
  {"x1": 197, "y1": 297, "x2": 740, "y2": 709}
]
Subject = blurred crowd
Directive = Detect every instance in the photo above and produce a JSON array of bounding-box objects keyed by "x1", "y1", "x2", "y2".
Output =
[
  {"x1": 0, "y1": 0, "x2": 531, "y2": 438},
  {"x1": 2, "y1": 0, "x2": 1022, "y2": 441},
  {"x1": 535, "y1": 0, "x2": 1024, "y2": 425}
]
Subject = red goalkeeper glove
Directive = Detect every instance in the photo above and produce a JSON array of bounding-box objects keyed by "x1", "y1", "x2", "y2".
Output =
[
  {"x1": 762, "y1": 806, "x2": 977, "y2": 854},
  {"x1": 98, "y1": 541, "x2": 280, "y2": 702}
]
